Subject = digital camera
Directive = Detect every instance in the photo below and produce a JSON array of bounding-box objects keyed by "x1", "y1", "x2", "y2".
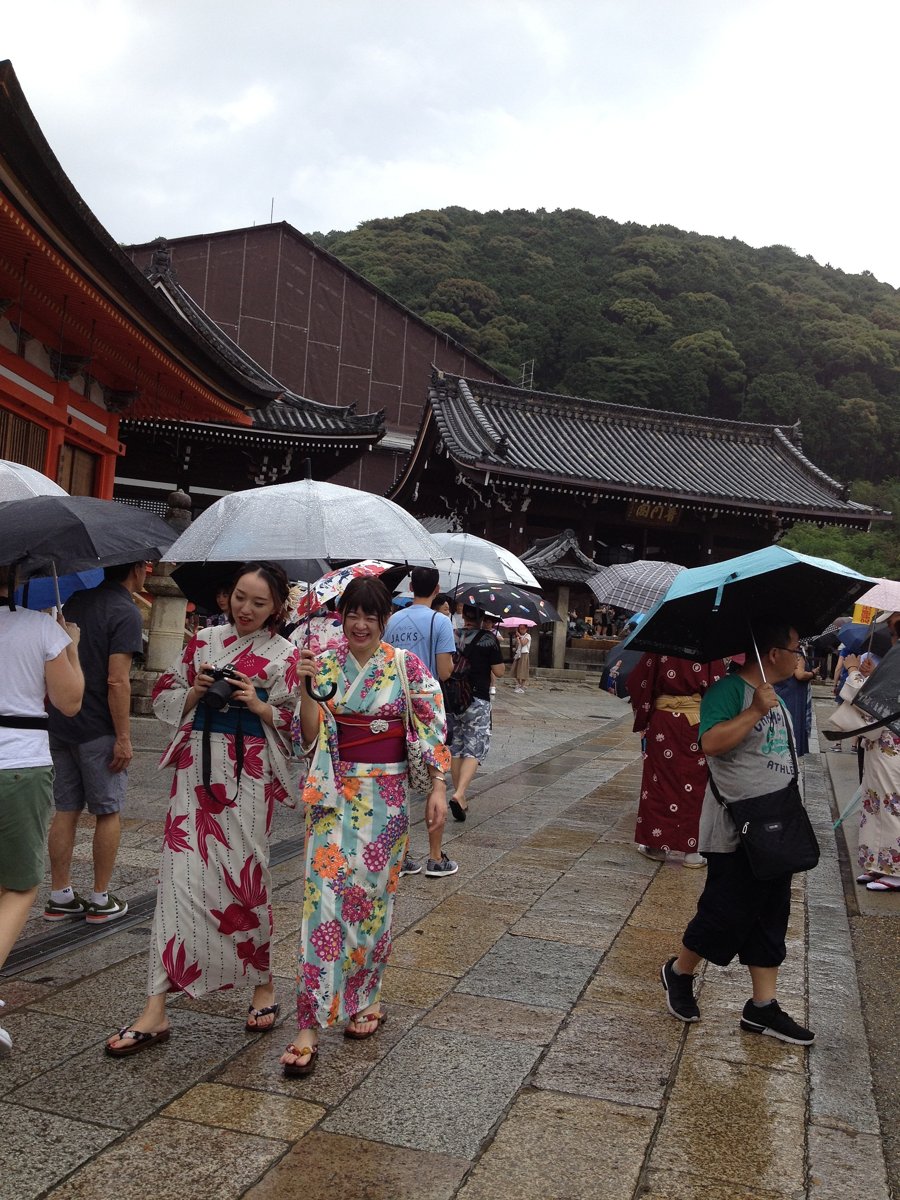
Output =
[{"x1": 204, "y1": 664, "x2": 242, "y2": 712}]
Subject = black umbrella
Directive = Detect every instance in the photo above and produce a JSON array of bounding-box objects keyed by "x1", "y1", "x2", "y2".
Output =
[
  {"x1": 450, "y1": 582, "x2": 562, "y2": 624},
  {"x1": 173, "y1": 558, "x2": 329, "y2": 614},
  {"x1": 844, "y1": 644, "x2": 900, "y2": 737},
  {"x1": 600, "y1": 647, "x2": 643, "y2": 697},
  {"x1": 0, "y1": 496, "x2": 176, "y2": 578}
]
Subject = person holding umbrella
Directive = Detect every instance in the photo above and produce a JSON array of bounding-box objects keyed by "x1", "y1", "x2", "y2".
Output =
[
  {"x1": 661, "y1": 622, "x2": 815, "y2": 1045},
  {"x1": 511, "y1": 622, "x2": 533, "y2": 693},
  {"x1": 106, "y1": 562, "x2": 301, "y2": 1057},
  {"x1": 282, "y1": 577, "x2": 450, "y2": 1077},
  {"x1": 0, "y1": 578, "x2": 83, "y2": 1053}
]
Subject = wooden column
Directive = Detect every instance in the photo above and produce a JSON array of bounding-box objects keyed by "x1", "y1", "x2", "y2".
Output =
[{"x1": 552, "y1": 584, "x2": 569, "y2": 670}]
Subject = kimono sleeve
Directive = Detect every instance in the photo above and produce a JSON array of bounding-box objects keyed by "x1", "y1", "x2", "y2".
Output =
[
  {"x1": 403, "y1": 651, "x2": 451, "y2": 773},
  {"x1": 626, "y1": 653, "x2": 659, "y2": 734},
  {"x1": 152, "y1": 633, "x2": 205, "y2": 727}
]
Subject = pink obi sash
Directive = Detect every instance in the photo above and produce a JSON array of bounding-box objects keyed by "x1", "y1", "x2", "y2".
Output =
[{"x1": 335, "y1": 714, "x2": 406, "y2": 763}]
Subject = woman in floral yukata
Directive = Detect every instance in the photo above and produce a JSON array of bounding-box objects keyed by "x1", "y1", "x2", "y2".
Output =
[
  {"x1": 106, "y1": 562, "x2": 300, "y2": 1057},
  {"x1": 280, "y1": 576, "x2": 450, "y2": 1077}
]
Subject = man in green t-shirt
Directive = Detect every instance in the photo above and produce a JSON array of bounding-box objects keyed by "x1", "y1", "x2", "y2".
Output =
[{"x1": 660, "y1": 622, "x2": 815, "y2": 1046}]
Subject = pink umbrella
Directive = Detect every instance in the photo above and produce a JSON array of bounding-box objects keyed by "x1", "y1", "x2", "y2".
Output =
[{"x1": 499, "y1": 616, "x2": 536, "y2": 629}]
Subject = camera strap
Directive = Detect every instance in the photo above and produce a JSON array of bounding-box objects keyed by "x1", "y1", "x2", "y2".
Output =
[{"x1": 200, "y1": 703, "x2": 245, "y2": 803}]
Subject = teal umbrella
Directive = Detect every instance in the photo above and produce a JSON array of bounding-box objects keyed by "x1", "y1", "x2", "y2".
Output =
[{"x1": 623, "y1": 546, "x2": 874, "y2": 662}]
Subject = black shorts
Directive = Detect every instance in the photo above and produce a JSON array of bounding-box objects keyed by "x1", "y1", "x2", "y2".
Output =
[{"x1": 682, "y1": 848, "x2": 792, "y2": 968}]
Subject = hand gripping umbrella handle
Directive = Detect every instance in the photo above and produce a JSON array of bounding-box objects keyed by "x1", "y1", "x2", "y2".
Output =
[{"x1": 305, "y1": 676, "x2": 337, "y2": 701}]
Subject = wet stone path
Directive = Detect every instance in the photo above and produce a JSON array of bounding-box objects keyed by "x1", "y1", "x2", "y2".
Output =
[{"x1": 0, "y1": 683, "x2": 891, "y2": 1199}]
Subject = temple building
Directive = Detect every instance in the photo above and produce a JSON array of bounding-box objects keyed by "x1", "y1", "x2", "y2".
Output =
[
  {"x1": 0, "y1": 60, "x2": 381, "y2": 507},
  {"x1": 387, "y1": 371, "x2": 883, "y2": 564},
  {"x1": 125, "y1": 225, "x2": 509, "y2": 494}
]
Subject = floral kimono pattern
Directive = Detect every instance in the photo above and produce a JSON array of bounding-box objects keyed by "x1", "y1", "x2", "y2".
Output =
[
  {"x1": 627, "y1": 653, "x2": 726, "y2": 853},
  {"x1": 149, "y1": 624, "x2": 300, "y2": 997},
  {"x1": 291, "y1": 642, "x2": 449, "y2": 1029},
  {"x1": 859, "y1": 728, "x2": 900, "y2": 878}
]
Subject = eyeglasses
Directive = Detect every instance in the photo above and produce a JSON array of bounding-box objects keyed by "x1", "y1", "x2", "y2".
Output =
[{"x1": 774, "y1": 646, "x2": 803, "y2": 657}]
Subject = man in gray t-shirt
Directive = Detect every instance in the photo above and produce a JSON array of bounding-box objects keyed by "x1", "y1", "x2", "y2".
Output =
[
  {"x1": 659, "y1": 622, "x2": 815, "y2": 1047},
  {"x1": 44, "y1": 561, "x2": 147, "y2": 925}
]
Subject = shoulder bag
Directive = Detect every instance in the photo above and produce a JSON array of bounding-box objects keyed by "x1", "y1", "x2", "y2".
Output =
[
  {"x1": 396, "y1": 650, "x2": 433, "y2": 794},
  {"x1": 708, "y1": 708, "x2": 819, "y2": 880}
]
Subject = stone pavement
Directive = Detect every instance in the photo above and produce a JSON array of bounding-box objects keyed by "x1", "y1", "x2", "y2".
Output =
[{"x1": 0, "y1": 681, "x2": 894, "y2": 1199}]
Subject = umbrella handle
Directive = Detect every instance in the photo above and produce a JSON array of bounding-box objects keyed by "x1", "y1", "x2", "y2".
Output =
[{"x1": 305, "y1": 677, "x2": 337, "y2": 701}]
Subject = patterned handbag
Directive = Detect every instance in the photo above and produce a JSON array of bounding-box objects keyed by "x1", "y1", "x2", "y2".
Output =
[{"x1": 396, "y1": 650, "x2": 433, "y2": 794}]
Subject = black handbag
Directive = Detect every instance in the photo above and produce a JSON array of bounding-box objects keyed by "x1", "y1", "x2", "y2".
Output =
[{"x1": 708, "y1": 714, "x2": 820, "y2": 881}]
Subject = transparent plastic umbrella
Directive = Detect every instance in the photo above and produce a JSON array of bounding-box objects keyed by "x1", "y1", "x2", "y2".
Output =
[
  {"x1": 432, "y1": 532, "x2": 540, "y2": 590},
  {"x1": 0, "y1": 460, "x2": 67, "y2": 500}
]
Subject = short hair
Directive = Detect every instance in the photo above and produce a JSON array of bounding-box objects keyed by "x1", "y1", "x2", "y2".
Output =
[
  {"x1": 104, "y1": 560, "x2": 145, "y2": 583},
  {"x1": 431, "y1": 592, "x2": 453, "y2": 611},
  {"x1": 747, "y1": 620, "x2": 795, "y2": 657},
  {"x1": 229, "y1": 561, "x2": 290, "y2": 634},
  {"x1": 410, "y1": 566, "x2": 440, "y2": 597},
  {"x1": 338, "y1": 576, "x2": 392, "y2": 631}
]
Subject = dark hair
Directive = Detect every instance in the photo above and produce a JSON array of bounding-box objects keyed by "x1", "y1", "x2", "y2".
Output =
[
  {"x1": 462, "y1": 604, "x2": 482, "y2": 622},
  {"x1": 410, "y1": 566, "x2": 440, "y2": 597},
  {"x1": 229, "y1": 561, "x2": 290, "y2": 634},
  {"x1": 431, "y1": 592, "x2": 453, "y2": 611},
  {"x1": 747, "y1": 621, "x2": 796, "y2": 657},
  {"x1": 338, "y1": 576, "x2": 392, "y2": 631},
  {"x1": 104, "y1": 560, "x2": 146, "y2": 583}
]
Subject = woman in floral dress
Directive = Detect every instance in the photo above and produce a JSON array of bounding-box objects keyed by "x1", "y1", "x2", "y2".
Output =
[
  {"x1": 107, "y1": 563, "x2": 300, "y2": 1056},
  {"x1": 627, "y1": 652, "x2": 727, "y2": 866},
  {"x1": 281, "y1": 577, "x2": 450, "y2": 1077},
  {"x1": 857, "y1": 726, "x2": 900, "y2": 891}
]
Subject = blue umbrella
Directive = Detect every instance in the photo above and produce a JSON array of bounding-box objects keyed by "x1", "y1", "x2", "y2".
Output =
[
  {"x1": 834, "y1": 622, "x2": 892, "y2": 658},
  {"x1": 622, "y1": 546, "x2": 874, "y2": 662},
  {"x1": 15, "y1": 568, "x2": 104, "y2": 610}
]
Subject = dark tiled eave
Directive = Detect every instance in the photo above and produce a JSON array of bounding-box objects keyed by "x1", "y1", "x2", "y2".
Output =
[{"x1": 424, "y1": 371, "x2": 881, "y2": 527}]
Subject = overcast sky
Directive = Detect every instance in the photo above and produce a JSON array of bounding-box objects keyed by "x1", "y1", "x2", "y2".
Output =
[{"x1": 5, "y1": 0, "x2": 900, "y2": 286}]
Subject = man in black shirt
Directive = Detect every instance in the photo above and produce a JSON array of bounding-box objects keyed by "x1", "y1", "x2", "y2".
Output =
[{"x1": 448, "y1": 606, "x2": 504, "y2": 821}]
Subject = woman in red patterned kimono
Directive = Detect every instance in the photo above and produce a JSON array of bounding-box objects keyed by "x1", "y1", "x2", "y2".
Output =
[
  {"x1": 627, "y1": 653, "x2": 726, "y2": 867},
  {"x1": 106, "y1": 563, "x2": 300, "y2": 1057}
]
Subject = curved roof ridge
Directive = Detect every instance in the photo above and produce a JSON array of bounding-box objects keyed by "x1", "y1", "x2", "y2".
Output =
[{"x1": 456, "y1": 377, "x2": 509, "y2": 460}]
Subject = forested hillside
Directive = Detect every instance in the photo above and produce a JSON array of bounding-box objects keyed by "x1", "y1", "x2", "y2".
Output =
[
  {"x1": 317, "y1": 207, "x2": 900, "y2": 480},
  {"x1": 316, "y1": 207, "x2": 900, "y2": 574}
]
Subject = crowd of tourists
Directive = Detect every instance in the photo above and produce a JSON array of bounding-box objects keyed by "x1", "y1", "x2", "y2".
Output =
[{"x1": 5, "y1": 552, "x2": 900, "y2": 1066}]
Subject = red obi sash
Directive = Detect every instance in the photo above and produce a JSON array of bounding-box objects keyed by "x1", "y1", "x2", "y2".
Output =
[{"x1": 335, "y1": 714, "x2": 406, "y2": 763}]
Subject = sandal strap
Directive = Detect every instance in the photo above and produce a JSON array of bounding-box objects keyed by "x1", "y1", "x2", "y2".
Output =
[{"x1": 247, "y1": 1003, "x2": 280, "y2": 1018}]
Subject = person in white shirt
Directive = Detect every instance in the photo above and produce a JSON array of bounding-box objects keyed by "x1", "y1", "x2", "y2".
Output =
[
  {"x1": 512, "y1": 625, "x2": 532, "y2": 693},
  {"x1": 0, "y1": 587, "x2": 83, "y2": 1052}
]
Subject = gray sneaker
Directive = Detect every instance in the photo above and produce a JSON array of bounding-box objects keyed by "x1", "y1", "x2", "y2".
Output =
[
  {"x1": 84, "y1": 893, "x2": 129, "y2": 924},
  {"x1": 43, "y1": 891, "x2": 90, "y2": 922},
  {"x1": 425, "y1": 852, "x2": 459, "y2": 878},
  {"x1": 399, "y1": 854, "x2": 422, "y2": 877}
]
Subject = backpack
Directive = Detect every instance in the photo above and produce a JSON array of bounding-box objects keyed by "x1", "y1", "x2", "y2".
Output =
[{"x1": 441, "y1": 630, "x2": 478, "y2": 715}]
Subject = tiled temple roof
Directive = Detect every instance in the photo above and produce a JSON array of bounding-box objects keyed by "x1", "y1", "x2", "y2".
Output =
[
  {"x1": 520, "y1": 530, "x2": 600, "y2": 584},
  {"x1": 147, "y1": 242, "x2": 384, "y2": 441},
  {"x1": 410, "y1": 371, "x2": 878, "y2": 527}
]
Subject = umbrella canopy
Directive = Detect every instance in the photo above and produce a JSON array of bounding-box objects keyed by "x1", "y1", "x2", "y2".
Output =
[
  {"x1": 451, "y1": 582, "x2": 561, "y2": 624},
  {"x1": 834, "y1": 621, "x2": 893, "y2": 658},
  {"x1": 857, "y1": 579, "x2": 900, "y2": 613},
  {"x1": 623, "y1": 546, "x2": 874, "y2": 662},
  {"x1": 0, "y1": 460, "x2": 67, "y2": 500},
  {"x1": 600, "y1": 647, "x2": 644, "y2": 698},
  {"x1": 15, "y1": 568, "x2": 104, "y2": 611},
  {"x1": 499, "y1": 616, "x2": 536, "y2": 629},
  {"x1": 587, "y1": 559, "x2": 685, "y2": 613},
  {"x1": 0, "y1": 496, "x2": 176, "y2": 579},
  {"x1": 853, "y1": 645, "x2": 900, "y2": 736},
  {"x1": 173, "y1": 558, "x2": 329, "y2": 613},
  {"x1": 292, "y1": 560, "x2": 409, "y2": 621},
  {"x1": 433, "y1": 532, "x2": 540, "y2": 590},
  {"x1": 164, "y1": 479, "x2": 443, "y2": 567}
]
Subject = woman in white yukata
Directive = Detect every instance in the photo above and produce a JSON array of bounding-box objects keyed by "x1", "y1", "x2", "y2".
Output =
[{"x1": 106, "y1": 562, "x2": 300, "y2": 1057}]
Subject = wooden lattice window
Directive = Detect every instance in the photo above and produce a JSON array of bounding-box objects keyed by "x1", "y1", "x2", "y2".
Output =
[{"x1": 0, "y1": 410, "x2": 46, "y2": 470}]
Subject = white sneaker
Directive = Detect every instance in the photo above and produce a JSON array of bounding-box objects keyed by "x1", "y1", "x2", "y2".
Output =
[
  {"x1": 683, "y1": 852, "x2": 707, "y2": 868},
  {"x1": 514, "y1": 687, "x2": 525, "y2": 694},
  {"x1": 489, "y1": 686, "x2": 496, "y2": 695},
  {"x1": 0, "y1": 1000, "x2": 10, "y2": 1053}
]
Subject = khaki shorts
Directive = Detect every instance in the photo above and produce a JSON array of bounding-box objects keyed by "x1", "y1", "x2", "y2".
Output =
[{"x1": 0, "y1": 766, "x2": 53, "y2": 890}]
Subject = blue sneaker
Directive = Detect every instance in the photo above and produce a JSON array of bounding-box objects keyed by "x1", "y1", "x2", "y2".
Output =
[
  {"x1": 425, "y1": 852, "x2": 459, "y2": 878},
  {"x1": 399, "y1": 855, "x2": 422, "y2": 877}
]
